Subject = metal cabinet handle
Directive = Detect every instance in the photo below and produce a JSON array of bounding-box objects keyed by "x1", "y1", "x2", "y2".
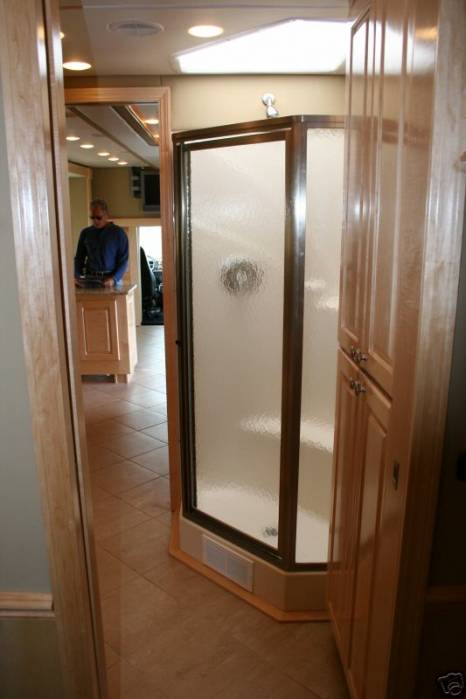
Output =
[
  {"x1": 349, "y1": 378, "x2": 366, "y2": 396},
  {"x1": 349, "y1": 346, "x2": 368, "y2": 364}
]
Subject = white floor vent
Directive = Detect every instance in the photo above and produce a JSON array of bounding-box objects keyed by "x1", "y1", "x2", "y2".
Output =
[{"x1": 202, "y1": 535, "x2": 254, "y2": 592}]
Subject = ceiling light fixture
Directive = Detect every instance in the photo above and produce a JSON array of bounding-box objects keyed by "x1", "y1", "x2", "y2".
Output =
[
  {"x1": 174, "y1": 20, "x2": 349, "y2": 74},
  {"x1": 60, "y1": 31, "x2": 65, "y2": 40},
  {"x1": 97, "y1": 151, "x2": 110, "y2": 156},
  {"x1": 80, "y1": 143, "x2": 94, "y2": 149},
  {"x1": 118, "y1": 161, "x2": 128, "y2": 165},
  {"x1": 66, "y1": 135, "x2": 80, "y2": 141},
  {"x1": 63, "y1": 61, "x2": 92, "y2": 71},
  {"x1": 108, "y1": 156, "x2": 119, "y2": 162},
  {"x1": 188, "y1": 24, "x2": 224, "y2": 38},
  {"x1": 107, "y1": 20, "x2": 164, "y2": 38},
  {"x1": 144, "y1": 118, "x2": 159, "y2": 125}
]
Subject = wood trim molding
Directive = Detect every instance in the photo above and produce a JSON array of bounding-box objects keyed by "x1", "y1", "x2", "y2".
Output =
[
  {"x1": 0, "y1": 592, "x2": 54, "y2": 618},
  {"x1": 388, "y1": 1, "x2": 466, "y2": 696},
  {"x1": 0, "y1": 1, "x2": 101, "y2": 696},
  {"x1": 68, "y1": 161, "x2": 92, "y2": 178}
]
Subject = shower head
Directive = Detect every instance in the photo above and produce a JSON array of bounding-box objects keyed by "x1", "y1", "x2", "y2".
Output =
[{"x1": 261, "y1": 93, "x2": 279, "y2": 119}]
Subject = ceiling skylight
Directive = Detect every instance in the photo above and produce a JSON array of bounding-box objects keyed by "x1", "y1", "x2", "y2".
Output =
[{"x1": 173, "y1": 20, "x2": 349, "y2": 74}]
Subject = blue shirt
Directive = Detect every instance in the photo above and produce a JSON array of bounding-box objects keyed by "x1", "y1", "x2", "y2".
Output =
[{"x1": 74, "y1": 223, "x2": 129, "y2": 283}]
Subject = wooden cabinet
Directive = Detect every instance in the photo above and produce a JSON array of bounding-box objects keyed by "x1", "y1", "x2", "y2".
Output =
[
  {"x1": 340, "y1": 0, "x2": 407, "y2": 398},
  {"x1": 329, "y1": 350, "x2": 393, "y2": 699},
  {"x1": 330, "y1": 1, "x2": 414, "y2": 696},
  {"x1": 76, "y1": 285, "x2": 138, "y2": 382}
]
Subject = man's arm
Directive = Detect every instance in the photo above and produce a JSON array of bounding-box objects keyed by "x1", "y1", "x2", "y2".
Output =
[
  {"x1": 74, "y1": 230, "x2": 87, "y2": 278},
  {"x1": 112, "y1": 230, "x2": 129, "y2": 283}
]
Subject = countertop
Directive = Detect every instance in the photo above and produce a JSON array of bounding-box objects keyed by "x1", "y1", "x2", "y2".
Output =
[{"x1": 75, "y1": 283, "x2": 137, "y2": 297}]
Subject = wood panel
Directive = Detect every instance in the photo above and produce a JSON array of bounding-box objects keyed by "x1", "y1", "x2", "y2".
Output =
[
  {"x1": 361, "y1": 0, "x2": 407, "y2": 396},
  {"x1": 77, "y1": 300, "x2": 119, "y2": 360},
  {"x1": 388, "y1": 0, "x2": 466, "y2": 695},
  {"x1": 349, "y1": 374, "x2": 391, "y2": 698},
  {"x1": 0, "y1": 0, "x2": 101, "y2": 695},
  {"x1": 339, "y1": 9, "x2": 372, "y2": 359},
  {"x1": 328, "y1": 350, "x2": 362, "y2": 666},
  {"x1": 0, "y1": 592, "x2": 54, "y2": 618}
]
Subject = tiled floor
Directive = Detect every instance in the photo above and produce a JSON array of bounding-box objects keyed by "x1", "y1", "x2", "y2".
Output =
[{"x1": 83, "y1": 325, "x2": 349, "y2": 699}]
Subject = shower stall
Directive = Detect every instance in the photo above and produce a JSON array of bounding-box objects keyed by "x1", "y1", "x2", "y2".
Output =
[{"x1": 173, "y1": 116, "x2": 344, "y2": 614}]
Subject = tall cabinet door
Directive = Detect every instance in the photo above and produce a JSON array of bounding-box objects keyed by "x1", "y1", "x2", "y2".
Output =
[
  {"x1": 347, "y1": 374, "x2": 392, "y2": 699},
  {"x1": 361, "y1": 0, "x2": 407, "y2": 396},
  {"x1": 339, "y1": 8, "x2": 374, "y2": 357},
  {"x1": 328, "y1": 350, "x2": 362, "y2": 664}
]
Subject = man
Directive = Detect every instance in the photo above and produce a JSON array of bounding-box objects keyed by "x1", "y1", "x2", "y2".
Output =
[{"x1": 74, "y1": 199, "x2": 129, "y2": 287}]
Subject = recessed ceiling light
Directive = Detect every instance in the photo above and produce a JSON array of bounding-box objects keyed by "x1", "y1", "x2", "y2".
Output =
[
  {"x1": 108, "y1": 156, "x2": 119, "y2": 162},
  {"x1": 144, "y1": 118, "x2": 159, "y2": 125},
  {"x1": 80, "y1": 143, "x2": 94, "y2": 149},
  {"x1": 63, "y1": 61, "x2": 92, "y2": 71},
  {"x1": 97, "y1": 151, "x2": 110, "y2": 156},
  {"x1": 188, "y1": 25, "x2": 224, "y2": 38},
  {"x1": 175, "y1": 20, "x2": 349, "y2": 74},
  {"x1": 118, "y1": 161, "x2": 128, "y2": 165},
  {"x1": 60, "y1": 31, "x2": 65, "y2": 40},
  {"x1": 66, "y1": 135, "x2": 80, "y2": 141}
]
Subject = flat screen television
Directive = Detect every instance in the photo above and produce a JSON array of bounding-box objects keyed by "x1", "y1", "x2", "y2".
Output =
[{"x1": 142, "y1": 170, "x2": 160, "y2": 213}]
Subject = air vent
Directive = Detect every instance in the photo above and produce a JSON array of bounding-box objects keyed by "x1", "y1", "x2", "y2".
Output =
[
  {"x1": 202, "y1": 536, "x2": 253, "y2": 592},
  {"x1": 107, "y1": 20, "x2": 164, "y2": 37}
]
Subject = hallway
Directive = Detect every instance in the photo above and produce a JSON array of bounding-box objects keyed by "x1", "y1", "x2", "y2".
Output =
[{"x1": 84, "y1": 326, "x2": 348, "y2": 699}]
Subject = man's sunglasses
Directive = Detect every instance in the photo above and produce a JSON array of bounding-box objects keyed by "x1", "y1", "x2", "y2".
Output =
[{"x1": 90, "y1": 215, "x2": 104, "y2": 220}]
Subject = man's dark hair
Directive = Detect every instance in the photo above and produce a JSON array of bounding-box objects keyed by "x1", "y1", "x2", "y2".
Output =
[{"x1": 90, "y1": 198, "x2": 108, "y2": 212}]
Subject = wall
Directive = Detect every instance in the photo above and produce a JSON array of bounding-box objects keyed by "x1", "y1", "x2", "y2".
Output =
[
  {"x1": 0, "y1": 73, "x2": 51, "y2": 595},
  {"x1": 69, "y1": 175, "x2": 90, "y2": 248},
  {"x1": 65, "y1": 74, "x2": 345, "y2": 131},
  {"x1": 92, "y1": 166, "x2": 153, "y2": 218}
]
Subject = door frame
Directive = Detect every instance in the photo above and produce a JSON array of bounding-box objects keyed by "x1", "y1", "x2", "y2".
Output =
[{"x1": 41, "y1": 1, "x2": 180, "y2": 693}]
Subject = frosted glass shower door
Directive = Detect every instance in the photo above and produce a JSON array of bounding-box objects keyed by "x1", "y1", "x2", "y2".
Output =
[
  {"x1": 296, "y1": 128, "x2": 345, "y2": 562},
  {"x1": 188, "y1": 138, "x2": 286, "y2": 547}
]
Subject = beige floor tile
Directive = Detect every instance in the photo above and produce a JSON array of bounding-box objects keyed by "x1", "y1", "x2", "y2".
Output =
[
  {"x1": 106, "y1": 659, "x2": 167, "y2": 699},
  {"x1": 99, "y1": 517, "x2": 170, "y2": 574},
  {"x1": 131, "y1": 447, "x2": 169, "y2": 476},
  {"x1": 86, "y1": 420, "x2": 135, "y2": 442},
  {"x1": 96, "y1": 548, "x2": 139, "y2": 599},
  {"x1": 94, "y1": 432, "x2": 166, "y2": 459},
  {"x1": 93, "y1": 494, "x2": 151, "y2": 541},
  {"x1": 118, "y1": 478, "x2": 169, "y2": 516},
  {"x1": 92, "y1": 460, "x2": 158, "y2": 496},
  {"x1": 154, "y1": 510, "x2": 171, "y2": 528},
  {"x1": 114, "y1": 408, "x2": 167, "y2": 431},
  {"x1": 102, "y1": 576, "x2": 180, "y2": 658},
  {"x1": 126, "y1": 389, "x2": 167, "y2": 409},
  {"x1": 86, "y1": 400, "x2": 142, "y2": 423},
  {"x1": 142, "y1": 422, "x2": 168, "y2": 443},
  {"x1": 104, "y1": 643, "x2": 120, "y2": 669},
  {"x1": 87, "y1": 444, "x2": 123, "y2": 471}
]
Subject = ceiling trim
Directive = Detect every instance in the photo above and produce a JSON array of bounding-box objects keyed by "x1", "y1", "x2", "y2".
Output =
[
  {"x1": 68, "y1": 105, "x2": 155, "y2": 167},
  {"x1": 112, "y1": 105, "x2": 157, "y2": 146}
]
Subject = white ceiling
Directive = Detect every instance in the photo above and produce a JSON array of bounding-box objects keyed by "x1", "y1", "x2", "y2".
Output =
[
  {"x1": 59, "y1": 1, "x2": 349, "y2": 76},
  {"x1": 66, "y1": 104, "x2": 160, "y2": 168}
]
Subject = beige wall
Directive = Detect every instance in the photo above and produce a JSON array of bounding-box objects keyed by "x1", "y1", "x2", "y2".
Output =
[
  {"x1": 69, "y1": 175, "x2": 90, "y2": 248},
  {"x1": 65, "y1": 74, "x2": 345, "y2": 131},
  {"x1": 92, "y1": 166, "x2": 153, "y2": 219},
  {"x1": 0, "y1": 619, "x2": 64, "y2": 699}
]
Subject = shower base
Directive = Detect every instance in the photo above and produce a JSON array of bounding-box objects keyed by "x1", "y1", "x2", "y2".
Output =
[{"x1": 170, "y1": 511, "x2": 329, "y2": 621}]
